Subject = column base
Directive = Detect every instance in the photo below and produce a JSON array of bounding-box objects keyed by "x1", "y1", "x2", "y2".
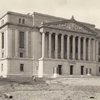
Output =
[
  {"x1": 52, "y1": 73, "x2": 59, "y2": 78},
  {"x1": 87, "y1": 74, "x2": 91, "y2": 76}
]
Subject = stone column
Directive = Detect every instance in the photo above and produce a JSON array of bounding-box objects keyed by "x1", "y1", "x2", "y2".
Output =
[
  {"x1": 0, "y1": 33, "x2": 1, "y2": 58},
  {"x1": 72, "y1": 36, "x2": 75, "y2": 60},
  {"x1": 49, "y1": 33, "x2": 51, "y2": 58},
  {"x1": 53, "y1": 67, "x2": 58, "y2": 78},
  {"x1": 54, "y1": 67, "x2": 57, "y2": 74},
  {"x1": 67, "y1": 35, "x2": 70, "y2": 59},
  {"x1": 87, "y1": 68, "x2": 91, "y2": 75},
  {"x1": 88, "y1": 38, "x2": 91, "y2": 61},
  {"x1": 61, "y1": 35, "x2": 64, "y2": 59},
  {"x1": 7, "y1": 29, "x2": 13, "y2": 58},
  {"x1": 78, "y1": 37, "x2": 81, "y2": 60},
  {"x1": 4, "y1": 31, "x2": 6, "y2": 57},
  {"x1": 87, "y1": 68, "x2": 90, "y2": 75},
  {"x1": 42, "y1": 32, "x2": 45, "y2": 58},
  {"x1": 6, "y1": 30, "x2": 8, "y2": 58},
  {"x1": 83, "y1": 37, "x2": 86, "y2": 60},
  {"x1": 96, "y1": 41, "x2": 99, "y2": 62},
  {"x1": 93, "y1": 39, "x2": 96, "y2": 61},
  {"x1": 15, "y1": 30, "x2": 19, "y2": 57},
  {"x1": 55, "y1": 33, "x2": 58, "y2": 58}
]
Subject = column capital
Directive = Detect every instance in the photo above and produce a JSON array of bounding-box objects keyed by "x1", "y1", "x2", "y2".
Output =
[
  {"x1": 42, "y1": 32, "x2": 45, "y2": 34},
  {"x1": 61, "y1": 34, "x2": 65, "y2": 36},
  {"x1": 67, "y1": 34, "x2": 71, "y2": 37},
  {"x1": 92, "y1": 38, "x2": 96, "y2": 41},
  {"x1": 49, "y1": 32, "x2": 52, "y2": 34},
  {"x1": 73, "y1": 35, "x2": 76, "y2": 38},
  {"x1": 82, "y1": 36, "x2": 86, "y2": 39},
  {"x1": 55, "y1": 33, "x2": 59, "y2": 36},
  {"x1": 88, "y1": 37, "x2": 92, "y2": 40},
  {"x1": 78, "y1": 36, "x2": 81, "y2": 38}
]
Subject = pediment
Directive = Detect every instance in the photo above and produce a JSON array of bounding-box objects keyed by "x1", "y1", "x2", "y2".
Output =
[{"x1": 44, "y1": 21, "x2": 95, "y2": 34}]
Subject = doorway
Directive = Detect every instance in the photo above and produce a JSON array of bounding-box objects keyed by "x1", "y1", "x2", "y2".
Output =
[
  {"x1": 81, "y1": 66, "x2": 84, "y2": 75},
  {"x1": 58, "y1": 65, "x2": 62, "y2": 75},
  {"x1": 89, "y1": 68, "x2": 92, "y2": 74},
  {"x1": 70, "y1": 65, "x2": 73, "y2": 75}
]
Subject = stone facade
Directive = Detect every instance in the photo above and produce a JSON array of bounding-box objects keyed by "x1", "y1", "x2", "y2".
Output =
[{"x1": 0, "y1": 11, "x2": 100, "y2": 77}]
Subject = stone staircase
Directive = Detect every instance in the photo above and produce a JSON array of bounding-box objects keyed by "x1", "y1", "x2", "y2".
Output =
[{"x1": 51, "y1": 74, "x2": 100, "y2": 79}]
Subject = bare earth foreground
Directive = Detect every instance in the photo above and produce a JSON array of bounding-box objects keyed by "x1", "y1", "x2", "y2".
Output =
[{"x1": 0, "y1": 76, "x2": 100, "y2": 100}]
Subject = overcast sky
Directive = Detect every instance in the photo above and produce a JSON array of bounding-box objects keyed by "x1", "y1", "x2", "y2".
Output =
[{"x1": 0, "y1": 0, "x2": 100, "y2": 28}]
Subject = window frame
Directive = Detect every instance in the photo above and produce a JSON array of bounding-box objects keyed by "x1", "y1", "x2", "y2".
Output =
[
  {"x1": 20, "y1": 64, "x2": 24, "y2": 72},
  {"x1": 19, "y1": 31, "x2": 24, "y2": 48},
  {"x1": 1, "y1": 20, "x2": 4, "y2": 26},
  {"x1": 2, "y1": 32, "x2": 4, "y2": 49},
  {"x1": 22, "y1": 19, "x2": 25, "y2": 24},
  {"x1": 19, "y1": 18, "x2": 21, "y2": 23},
  {"x1": 1, "y1": 64, "x2": 3, "y2": 71},
  {"x1": 20, "y1": 52, "x2": 23, "y2": 58},
  {"x1": 99, "y1": 67, "x2": 100, "y2": 73},
  {"x1": 2, "y1": 52, "x2": 4, "y2": 58}
]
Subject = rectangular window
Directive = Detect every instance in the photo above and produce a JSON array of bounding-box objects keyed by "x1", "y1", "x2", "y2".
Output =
[
  {"x1": 20, "y1": 52, "x2": 23, "y2": 58},
  {"x1": 86, "y1": 68, "x2": 88, "y2": 74},
  {"x1": 99, "y1": 67, "x2": 100, "y2": 73},
  {"x1": 90, "y1": 68, "x2": 92, "y2": 74},
  {"x1": 99, "y1": 42, "x2": 100, "y2": 55},
  {"x1": 19, "y1": 32, "x2": 24, "y2": 48},
  {"x1": 2, "y1": 32, "x2": 4, "y2": 49},
  {"x1": 22, "y1": 19, "x2": 25, "y2": 24},
  {"x1": 2, "y1": 53, "x2": 4, "y2": 58},
  {"x1": 20, "y1": 64, "x2": 24, "y2": 72},
  {"x1": 19, "y1": 18, "x2": 21, "y2": 23},
  {"x1": 1, "y1": 20, "x2": 4, "y2": 26},
  {"x1": 70, "y1": 65, "x2": 73, "y2": 75},
  {"x1": 1, "y1": 64, "x2": 3, "y2": 71}
]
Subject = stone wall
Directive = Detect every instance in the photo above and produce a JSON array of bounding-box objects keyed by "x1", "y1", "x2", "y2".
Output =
[
  {"x1": 33, "y1": 12, "x2": 66, "y2": 26},
  {"x1": 38, "y1": 59, "x2": 97, "y2": 77},
  {"x1": 0, "y1": 59, "x2": 8, "y2": 77},
  {"x1": 7, "y1": 59, "x2": 33, "y2": 77}
]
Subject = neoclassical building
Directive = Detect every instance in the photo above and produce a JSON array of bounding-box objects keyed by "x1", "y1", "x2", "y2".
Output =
[{"x1": 0, "y1": 11, "x2": 100, "y2": 77}]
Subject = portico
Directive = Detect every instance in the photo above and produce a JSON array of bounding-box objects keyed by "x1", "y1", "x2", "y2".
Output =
[
  {"x1": 41, "y1": 31, "x2": 96, "y2": 61},
  {"x1": 38, "y1": 19, "x2": 98, "y2": 77}
]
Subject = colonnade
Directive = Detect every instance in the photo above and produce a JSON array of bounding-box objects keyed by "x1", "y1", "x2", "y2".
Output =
[{"x1": 42, "y1": 32, "x2": 97, "y2": 61}]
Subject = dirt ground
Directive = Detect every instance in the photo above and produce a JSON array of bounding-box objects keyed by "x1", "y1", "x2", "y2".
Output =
[{"x1": 0, "y1": 77, "x2": 100, "y2": 100}]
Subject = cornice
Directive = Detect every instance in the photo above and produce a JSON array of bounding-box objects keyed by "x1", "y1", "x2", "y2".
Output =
[
  {"x1": 40, "y1": 25, "x2": 96, "y2": 36},
  {"x1": 0, "y1": 22, "x2": 33, "y2": 29},
  {"x1": 42, "y1": 19, "x2": 98, "y2": 36}
]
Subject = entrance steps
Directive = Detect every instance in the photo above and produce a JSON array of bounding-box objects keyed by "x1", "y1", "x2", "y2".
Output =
[{"x1": 51, "y1": 75, "x2": 100, "y2": 78}]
